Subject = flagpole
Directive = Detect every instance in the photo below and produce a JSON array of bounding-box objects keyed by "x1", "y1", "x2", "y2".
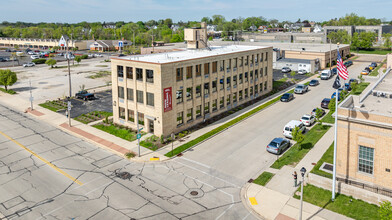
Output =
[{"x1": 332, "y1": 43, "x2": 340, "y2": 201}]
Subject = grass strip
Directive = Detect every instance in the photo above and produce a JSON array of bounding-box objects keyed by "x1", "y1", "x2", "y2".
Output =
[
  {"x1": 350, "y1": 48, "x2": 391, "y2": 55},
  {"x1": 0, "y1": 88, "x2": 16, "y2": 94},
  {"x1": 294, "y1": 184, "x2": 379, "y2": 220},
  {"x1": 369, "y1": 59, "x2": 386, "y2": 76},
  {"x1": 74, "y1": 111, "x2": 112, "y2": 124},
  {"x1": 93, "y1": 124, "x2": 137, "y2": 142},
  {"x1": 253, "y1": 172, "x2": 274, "y2": 186},
  {"x1": 38, "y1": 102, "x2": 62, "y2": 112},
  {"x1": 270, "y1": 124, "x2": 331, "y2": 169},
  {"x1": 310, "y1": 142, "x2": 334, "y2": 179}
]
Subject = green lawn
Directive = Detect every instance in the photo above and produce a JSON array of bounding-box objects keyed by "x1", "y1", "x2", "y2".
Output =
[
  {"x1": 140, "y1": 135, "x2": 160, "y2": 151},
  {"x1": 369, "y1": 59, "x2": 386, "y2": 76},
  {"x1": 93, "y1": 124, "x2": 138, "y2": 142},
  {"x1": 270, "y1": 124, "x2": 331, "y2": 169},
  {"x1": 351, "y1": 48, "x2": 391, "y2": 55},
  {"x1": 294, "y1": 184, "x2": 379, "y2": 220},
  {"x1": 74, "y1": 111, "x2": 112, "y2": 124},
  {"x1": 0, "y1": 88, "x2": 16, "y2": 94},
  {"x1": 321, "y1": 111, "x2": 335, "y2": 124},
  {"x1": 253, "y1": 172, "x2": 274, "y2": 186},
  {"x1": 311, "y1": 142, "x2": 334, "y2": 179},
  {"x1": 38, "y1": 100, "x2": 67, "y2": 112}
]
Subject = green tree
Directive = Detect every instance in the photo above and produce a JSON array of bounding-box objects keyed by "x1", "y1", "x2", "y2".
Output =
[
  {"x1": 74, "y1": 56, "x2": 82, "y2": 64},
  {"x1": 315, "y1": 108, "x2": 323, "y2": 124},
  {"x1": 0, "y1": 69, "x2": 17, "y2": 91},
  {"x1": 382, "y1": 33, "x2": 392, "y2": 48},
  {"x1": 201, "y1": 17, "x2": 212, "y2": 24},
  {"x1": 328, "y1": 98, "x2": 336, "y2": 113},
  {"x1": 358, "y1": 32, "x2": 376, "y2": 49},
  {"x1": 45, "y1": 58, "x2": 57, "y2": 68},
  {"x1": 379, "y1": 201, "x2": 392, "y2": 220},
  {"x1": 292, "y1": 126, "x2": 305, "y2": 149},
  {"x1": 212, "y1": 15, "x2": 226, "y2": 26},
  {"x1": 327, "y1": 30, "x2": 351, "y2": 44},
  {"x1": 351, "y1": 32, "x2": 360, "y2": 49}
]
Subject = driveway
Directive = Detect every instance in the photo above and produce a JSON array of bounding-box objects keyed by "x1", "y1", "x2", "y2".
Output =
[{"x1": 69, "y1": 90, "x2": 113, "y2": 118}]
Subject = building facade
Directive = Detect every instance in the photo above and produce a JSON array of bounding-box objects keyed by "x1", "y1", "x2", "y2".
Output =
[
  {"x1": 324, "y1": 25, "x2": 392, "y2": 45},
  {"x1": 111, "y1": 45, "x2": 273, "y2": 137},
  {"x1": 0, "y1": 36, "x2": 85, "y2": 50},
  {"x1": 337, "y1": 69, "x2": 392, "y2": 190}
]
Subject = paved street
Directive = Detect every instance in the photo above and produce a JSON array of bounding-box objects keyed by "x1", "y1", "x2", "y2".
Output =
[{"x1": 0, "y1": 104, "x2": 256, "y2": 219}]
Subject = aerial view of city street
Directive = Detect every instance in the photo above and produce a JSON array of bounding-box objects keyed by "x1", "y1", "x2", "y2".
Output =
[{"x1": 1, "y1": 1, "x2": 392, "y2": 219}]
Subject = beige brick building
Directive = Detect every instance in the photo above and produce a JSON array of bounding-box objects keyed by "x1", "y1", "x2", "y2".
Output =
[
  {"x1": 111, "y1": 42, "x2": 273, "y2": 137},
  {"x1": 337, "y1": 69, "x2": 392, "y2": 190}
]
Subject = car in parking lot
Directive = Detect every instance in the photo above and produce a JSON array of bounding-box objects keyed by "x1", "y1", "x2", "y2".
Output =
[
  {"x1": 75, "y1": 90, "x2": 95, "y2": 101},
  {"x1": 300, "y1": 114, "x2": 316, "y2": 126},
  {"x1": 311, "y1": 108, "x2": 326, "y2": 117},
  {"x1": 344, "y1": 83, "x2": 352, "y2": 91},
  {"x1": 321, "y1": 98, "x2": 331, "y2": 109},
  {"x1": 370, "y1": 62, "x2": 377, "y2": 68},
  {"x1": 349, "y1": 78, "x2": 358, "y2": 84},
  {"x1": 331, "y1": 92, "x2": 343, "y2": 101},
  {"x1": 365, "y1": 67, "x2": 372, "y2": 72},
  {"x1": 361, "y1": 69, "x2": 369, "y2": 75},
  {"x1": 283, "y1": 120, "x2": 306, "y2": 138},
  {"x1": 309, "y1": 79, "x2": 319, "y2": 86},
  {"x1": 280, "y1": 93, "x2": 294, "y2": 102},
  {"x1": 281, "y1": 67, "x2": 291, "y2": 73},
  {"x1": 320, "y1": 69, "x2": 332, "y2": 80},
  {"x1": 294, "y1": 84, "x2": 309, "y2": 94},
  {"x1": 23, "y1": 62, "x2": 35, "y2": 67},
  {"x1": 332, "y1": 68, "x2": 337, "y2": 75},
  {"x1": 0, "y1": 58, "x2": 6, "y2": 62},
  {"x1": 266, "y1": 137, "x2": 291, "y2": 155},
  {"x1": 30, "y1": 55, "x2": 39, "y2": 59},
  {"x1": 347, "y1": 60, "x2": 353, "y2": 66},
  {"x1": 297, "y1": 69, "x2": 307, "y2": 75}
]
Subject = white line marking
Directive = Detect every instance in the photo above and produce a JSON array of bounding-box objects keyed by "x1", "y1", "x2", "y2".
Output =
[
  {"x1": 179, "y1": 157, "x2": 211, "y2": 169},
  {"x1": 242, "y1": 212, "x2": 251, "y2": 220}
]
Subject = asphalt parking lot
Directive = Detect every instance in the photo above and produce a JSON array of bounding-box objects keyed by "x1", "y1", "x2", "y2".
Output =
[
  {"x1": 66, "y1": 90, "x2": 113, "y2": 118},
  {"x1": 273, "y1": 69, "x2": 310, "y2": 81}
]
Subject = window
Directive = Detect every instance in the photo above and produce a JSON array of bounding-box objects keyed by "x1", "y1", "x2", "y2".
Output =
[
  {"x1": 233, "y1": 58, "x2": 237, "y2": 68},
  {"x1": 256, "y1": 54, "x2": 259, "y2": 64},
  {"x1": 186, "y1": 66, "x2": 192, "y2": 79},
  {"x1": 260, "y1": 53, "x2": 264, "y2": 62},
  {"x1": 260, "y1": 83, "x2": 263, "y2": 92},
  {"x1": 136, "y1": 68, "x2": 143, "y2": 81},
  {"x1": 119, "y1": 107, "x2": 125, "y2": 119},
  {"x1": 250, "y1": 87, "x2": 253, "y2": 96},
  {"x1": 358, "y1": 146, "x2": 374, "y2": 174},
  {"x1": 245, "y1": 56, "x2": 248, "y2": 65},
  {"x1": 196, "y1": 105, "x2": 202, "y2": 118},
  {"x1": 204, "y1": 63, "x2": 210, "y2": 75},
  {"x1": 146, "y1": 69, "x2": 154, "y2": 83},
  {"x1": 250, "y1": 71, "x2": 253, "y2": 80},
  {"x1": 204, "y1": 102, "x2": 209, "y2": 114},
  {"x1": 226, "y1": 94, "x2": 231, "y2": 105},
  {"x1": 239, "y1": 57, "x2": 243, "y2": 67},
  {"x1": 220, "y1": 97, "x2": 224, "y2": 108},
  {"x1": 118, "y1": 86, "x2": 124, "y2": 99},
  {"x1": 245, "y1": 88, "x2": 248, "y2": 98},
  {"x1": 187, "y1": 108, "x2": 193, "y2": 121},
  {"x1": 176, "y1": 68, "x2": 183, "y2": 81},
  {"x1": 186, "y1": 87, "x2": 193, "y2": 100},
  {"x1": 177, "y1": 111, "x2": 183, "y2": 125},
  {"x1": 233, "y1": 92, "x2": 237, "y2": 102},
  {"x1": 239, "y1": 90, "x2": 243, "y2": 100},
  {"x1": 245, "y1": 72, "x2": 248, "y2": 82},
  {"x1": 220, "y1": 78, "x2": 224, "y2": 90},
  {"x1": 260, "y1": 68, "x2": 263, "y2": 77},
  {"x1": 239, "y1": 73, "x2": 243, "y2": 84},
  {"x1": 127, "y1": 88, "x2": 133, "y2": 101},
  {"x1": 265, "y1": 52, "x2": 268, "y2": 61},
  {"x1": 226, "y1": 59, "x2": 231, "y2": 70},
  {"x1": 196, "y1": 64, "x2": 201, "y2": 77},
  {"x1": 137, "y1": 90, "x2": 143, "y2": 103},
  {"x1": 212, "y1": 80, "x2": 217, "y2": 92},
  {"x1": 264, "y1": 82, "x2": 267, "y2": 90},
  {"x1": 176, "y1": 89, "x2": 183, "y2": 103},
  {"x1": 233, "y1": 75, "x2": 237, "y2": 86},
  {"x1": 146, "y1": 92, "x2": 154, "y2": 106},
  {"x1": 196, "y1": 85, "x2": 201, "y2": 97},
  {"x1": 255, "y1": 69, "x2": 258, "y2": 80},
  {"x1": 226, "y1": 77, "x2": 231, "y2": 87},
  {"x1": 220, "y1": 60, "x2": 225, "y2": 71},
  {"x1": 250, "y1": 55, "x2": 254, "y2": 65},
  {"x1": 255, "y1": 85, "x2": 258, "y2": 94},
  {"x1": 212, "y1": 99, "x2": 217, "y2": 111},
  {"x1": 138, "y1": 112, "x2": 144, "y2": 125},
  {"x1": 204, "y1": 82, "x2": 209, "y2": 95},
  {"x1": 126, "y1": 67, "x2": 133, "y2": 79},
  {"x1": 265, "y1": 67, "x2": 268, "y2": 76},
  {"x1": 128, "y1": 110, "x2": 134, "y2": 122},
  {"x1": 212, "y1": 61, "x2": 218, "y2": 73},
  {"x1": 117, "y1": 66, "x2": 124, "y2": 78}
]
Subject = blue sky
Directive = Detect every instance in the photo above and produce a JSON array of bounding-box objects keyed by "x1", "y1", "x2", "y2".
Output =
[{"x1": 1, "y1": 0, "x2": 391, "y2": 23}]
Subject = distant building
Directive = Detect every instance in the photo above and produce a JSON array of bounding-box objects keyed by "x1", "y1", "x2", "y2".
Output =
[
  {"x1": 90, "y1": 40, "x2": 130, "y2": 51},
  {"x1": 313, "y1": 25, "x2": 322, "y2": 33},
  {"x1": 302, "y1": 27, "x2": 314, "y2": 33},
  {"x1": 0, "y1": 35, "x2": 85, "y2": 50},
  {"x1": 171, "y1": 25, "x2": 180, "y2": 32},
  {"x1": 324, "y1": 25, "x2": 392, "y2": 44}
]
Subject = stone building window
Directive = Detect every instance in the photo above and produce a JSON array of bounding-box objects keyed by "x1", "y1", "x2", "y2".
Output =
[
  {"x1": 146, "y1": 69, "x2": 154, "y2": 83},
  {"x1": 176, "y1": 89, "x2": 183, "y2": 103},
  {"x1": 186, "y1": 87, "x2": 192, "y2": 100},
  {"x1": 177, "y1": 112, "x2": 183, "y2": 125},
  {"x1": 187, "y1": 108, "x2": 193, "y2": 121},
  {"x1": 128, "y1": 110, "x2": 134, "y2": 122},
  {"x1": 117, "y1": 65, "x2": 124, "y2": 78},
  {"x1": 126, "y1": 67, "x2": 133, "y2": 79},
  {"x1": 186, "y1": 66, "x2": 193, "y2": 79},
  {"x1": 137, "y1": 90, "x2": 143, "y2": 103},
  {"x1": 138, "y1": 112, "x2": 144, "y2": 125},
  {"x1": 136, "y1": 68, "x2": 143, "y2": 81},
  {"x1": 176, "y1": 68, "x2": 183, "y2": 81},
  {"x1": 358, "y1": 145, "x2": 374, "y2": 175},
  {"x1": 119, "y1": 107, "x2": 125, "y2": 119},
  {"x1": 196, "y1": 105, "x2": 202, "y2": 118},
  {"x1": 127, "y1": 88, "x2": 133, "y2": 101},
  {"x1": 118, "y1": 86, "x2": 124, "y2": 99},
  {"x1": 212, "y1": 61, "x2": 218, "y2": 73},
  {"x1": 196, "y1": 85, "x2": 201, "y2": 97},
  {"x1": 146, "y1": 92, "x2": 154, "y2": 106},
  {"x1": 196, "y1": 64, "x2": 201, "y2": 77}
]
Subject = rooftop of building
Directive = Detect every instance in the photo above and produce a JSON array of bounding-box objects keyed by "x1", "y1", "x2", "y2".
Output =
[
  {"x1": 114, "y1": 45, "x2": 269, "y2": 64},
  {"x1": 276, "y1": 58, "x2": 313, "y2": 64}
]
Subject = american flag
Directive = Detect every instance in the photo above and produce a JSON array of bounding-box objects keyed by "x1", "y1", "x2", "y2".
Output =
[{"x1": 337, "y1": 50, "x2": 349, "y2": 80}]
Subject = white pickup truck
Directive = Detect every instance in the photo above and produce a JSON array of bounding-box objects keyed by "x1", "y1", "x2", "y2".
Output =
[{"x1": 320, "y1": 70, "x2": 332, "y2": 80}]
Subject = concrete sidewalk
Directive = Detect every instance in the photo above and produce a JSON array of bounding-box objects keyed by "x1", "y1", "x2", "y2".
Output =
[{"x1": 242, "y1": 126, "x2": 353, "y2": 220}]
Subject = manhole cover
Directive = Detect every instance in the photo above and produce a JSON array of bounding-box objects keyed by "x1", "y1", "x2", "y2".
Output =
[
  {"x1": 185, "y1": 188, "x2": 204, "y2": 198},
  {"x1": 190, "y1": 191, "x2": 198, "y2": 196},
  {"x1": 115, "y1": 171, "x2": 132, "y2": 180}
]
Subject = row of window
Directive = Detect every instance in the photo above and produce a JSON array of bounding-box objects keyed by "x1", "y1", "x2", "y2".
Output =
[
  {"x1": 117, "y1": 66, "x2": 154, "y2": 83},
  {"x1": 118, "y1": 86, "x2": 155, "y2": 107},
  {"x1": 118, "y1": 107, "x2": 145, "y2": 125}
]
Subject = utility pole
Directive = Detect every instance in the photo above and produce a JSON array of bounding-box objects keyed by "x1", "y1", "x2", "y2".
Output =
[
  {"x1": 66, "y1": 36, "x2": 72, "y2": 127},
  {"x1": 332, "y1": 43, "x2": 340, "y2": 201}
]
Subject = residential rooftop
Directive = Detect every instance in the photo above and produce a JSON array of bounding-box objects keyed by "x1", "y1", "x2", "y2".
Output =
[{"x1": 113, "y1": 45, "x2": 269, "y2": 64}]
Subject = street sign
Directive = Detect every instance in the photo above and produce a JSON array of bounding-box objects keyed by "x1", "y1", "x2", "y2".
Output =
[
  {"x1": 29, "y1": 97, "x2": 34, "y2": 102},
  {"x1": 67, "y1": 101, "x2": 72, "y2": 108},
  {"x1": 68, "y1": 106, "x2": 71, "y2": 111},
  {"x1": 136, "y1": 134, "x2": 141, "y2": 139},
  {"x1": 119, "y1": 41, "x2": 123, "y2": 47},
  {"x1": 138, "y1": 128, "x2": 143, "y2": 132}
]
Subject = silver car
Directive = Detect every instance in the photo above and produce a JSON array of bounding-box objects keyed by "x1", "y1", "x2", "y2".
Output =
[
  {"x1": 294, "y1": 84, "x2": 309, "y2": 94},
  {"x1": 266, "y1": 137, "x2": 291, "y2": 155}
]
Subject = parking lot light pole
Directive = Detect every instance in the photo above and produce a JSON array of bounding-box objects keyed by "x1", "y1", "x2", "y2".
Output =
[
  {"x1": 66, "y1": 36, "x2": 72, "y2": 127},
  {"x1": 299, "y1": 167, "x2": 306, "y2": 220}
]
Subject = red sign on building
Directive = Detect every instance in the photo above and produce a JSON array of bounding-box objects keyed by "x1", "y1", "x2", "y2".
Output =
[{"x1": 163, "y1": 87, "x2": 172, "y2": 112}]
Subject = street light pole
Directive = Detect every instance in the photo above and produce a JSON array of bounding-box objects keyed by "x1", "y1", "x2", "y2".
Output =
[
  {"x1": 332, "y1": 43, "x2": 340, "y2": 201},
  {"x1": 66, "y1": 36, "x2": 72, "y2": 127},
  {"x1": 299, "y1": 167, "x2": 306, "y2": 220}
]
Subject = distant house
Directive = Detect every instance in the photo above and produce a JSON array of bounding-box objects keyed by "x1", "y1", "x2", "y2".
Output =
[
  {"x1": 207, "y1": 25, "x2": 217, "y2": 32},
  {"x1": 90, "y1": 40, "x2": 130, "y2": 51},
  {"x1": 171, "y1": 25, "x2": 180, "y2": 32},
  {"x1": 313, "y1": 25, "x2": 322, "y2": 33},
  {"x1": 248, "y1": 25, "x2": 258, "y2": 32}
]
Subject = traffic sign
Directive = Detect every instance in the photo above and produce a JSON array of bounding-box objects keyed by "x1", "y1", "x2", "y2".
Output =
[
  {"x1": 119, "y1": 41, "x2": 123, "y2": 47},
  {"x1": 29, "y1": 97, "x2": 34, "y2": 102},
  {"x1": 138, "y1": 128, "x2": 143, "y2": 132},
  {"x1": 67, "y1": 101, "x2": 72, "y2": 108},
  {"x1": 136, "y1": 134, "x2": 141, "y2": 139},
  {"x1": 68, "y1": 106, "x2": 71, "y2": 111}
]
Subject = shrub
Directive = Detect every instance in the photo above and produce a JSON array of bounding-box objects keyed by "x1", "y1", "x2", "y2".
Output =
[
  {"x1": 81, "y1": 54, "x2": 88, "y2": 59},
  {"x1": 125, "y1": 151, "x2": 136, "y2": 159},
  {"x1": 32, "y1": 58, "x2": 46, "y2": 64}
]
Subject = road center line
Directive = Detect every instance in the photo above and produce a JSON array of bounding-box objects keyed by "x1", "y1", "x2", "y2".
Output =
[{"x1": 0, "y1": 130, "x2": 83, "y2": 186}]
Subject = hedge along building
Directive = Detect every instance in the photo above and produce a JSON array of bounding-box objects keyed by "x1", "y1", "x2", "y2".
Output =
[{"x1": 111, "y1": 23, "x2": 273, "y2": 137}]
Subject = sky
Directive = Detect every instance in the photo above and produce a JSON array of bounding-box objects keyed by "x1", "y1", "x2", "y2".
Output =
[{"x1": 0, "y1": 0, "x2": 391, "y2": 23}]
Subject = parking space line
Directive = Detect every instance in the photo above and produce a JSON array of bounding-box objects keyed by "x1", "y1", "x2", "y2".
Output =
[{"x1": 0, "y1": 130, "x2": 83, "y2": 186}]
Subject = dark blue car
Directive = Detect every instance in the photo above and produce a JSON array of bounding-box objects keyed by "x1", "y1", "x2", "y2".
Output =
[
  {"x1": 331, "y1": 92, "x2": 343, "y2": 101},
  {"x1": 332, "y1": 68, "x2": 337, "y2": 75}
]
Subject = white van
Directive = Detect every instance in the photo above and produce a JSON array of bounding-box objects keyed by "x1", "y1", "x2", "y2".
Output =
[
  {"x1": 283, "y1": 120, "x2": 306, "y2": 139},
  {"x1": 320, "y1": 70, "x2": 331, "y2": 80}
]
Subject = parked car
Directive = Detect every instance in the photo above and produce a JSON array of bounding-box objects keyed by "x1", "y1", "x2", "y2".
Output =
[
  {"x1": 349, "y1": 78, "x2": 358, "y2": 84},
  {"x1": 75, "y1": 90, "x2": 95, "y2": 101},
  {"x1": 30, "y1": 55, "x2": 39, "y2": 59},
  {"x1": 5, "y1": 49, "x2": 11, "y2": 52},
  {"x1": 294, "y1": 84, "x2": 309, "y2": 94},
  {"x1": 283, "y1": 120, "x2": 305, "y2": 139},
  {"x1": 361, "y1": 69, "x2": 369, "y2": 75},
  {"x1": 346, "y1": 60, "x2": 353, "y2": 66},
  {"x1": 368, "y1": 66, "x2": 374, "y2": 71},
  {"x1": 23, "y1": 62, "x2": 35, "y2": 67},
  {"x1": 344, "y1": 61, "x2": 349, "y2": 67},
  {"x1": 300, "y1": 114, "x2": 316, "y2": 126},
  {"x1": 370, "y1": 62, "x2": 377, "y2": 68},
  {"x1": 331, "y1": 92, "x2": 343, "y2": 101},
  {"x1": 344, "y1": 83, "x2": 352, "y2": 91},
  {"x1": 281, "y1": 67, "x2": 291, "y2": 73},
  {"x1": 365, "y1": 67, "x2": 371, "y2": 72},
  {"x1": 280, "y1": 93, "x2": 294, "y2": 102},
  {"x1": 266, "y1": 137, "x2": 291, "y2": 155},
  {"x1": 27, "y1": 51, "x2": 35, "y2": 55},
  {"x1": 311, "y1": 108, "x2": 326, "y2": 117},
  {"x1": 96, "y1": 54, "x2": 103, "y2": 57},
  {"x1": 332, "y1": 68, "x2": 337, "y2": 75},
  {"x1": 321, "y1": 98, "x2": 331, "y2": 109},
  {"x1": 298, "y1": 69, "x2": 307, "y2": 75},
  {"x1": 118, "y1": 54, "x2": 126, "y2": 57},
  {"x1": 0, "y1": 58, "x2": 5, "y2": 62},
  {"x1": 309, "y1": 79, "x2": 319, "y2": 86},
  {"x1": 320, "y1": 69, "x2": 332, "y2": 80}
]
